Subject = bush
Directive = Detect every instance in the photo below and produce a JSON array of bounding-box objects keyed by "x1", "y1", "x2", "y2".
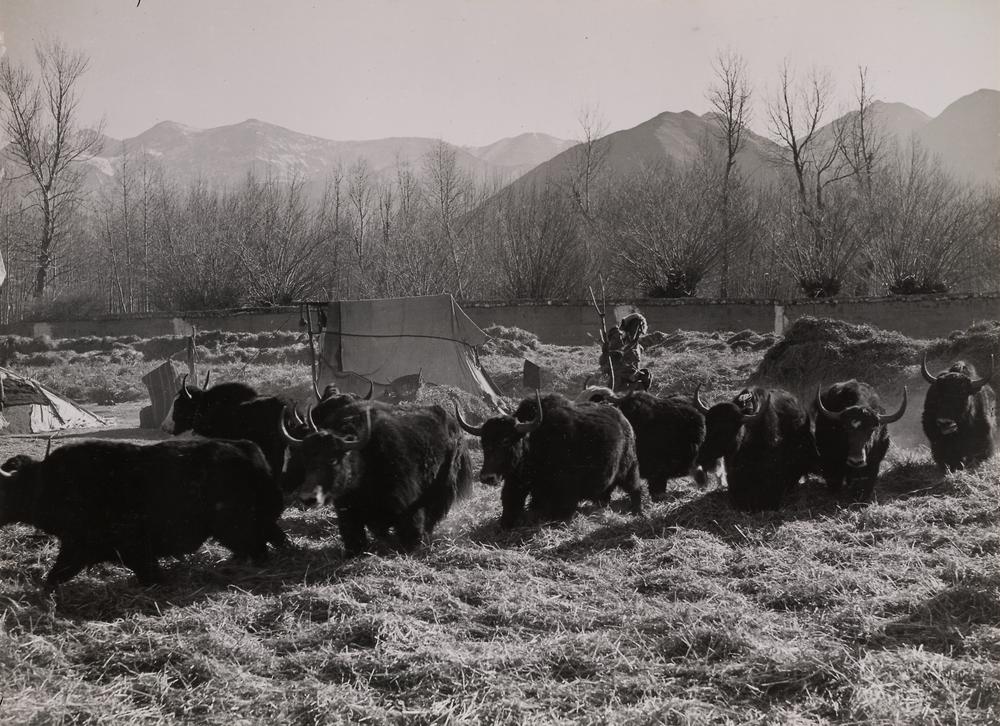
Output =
[
  {"x1": 646, "y1": 269, "x2": 699, "y2": 298},
  {"x1": 799, "y1": 275, "x2": 842, "y2": 298},
  {"x1": 889, "y1": 275, "x2": 949, "y2": 295}
]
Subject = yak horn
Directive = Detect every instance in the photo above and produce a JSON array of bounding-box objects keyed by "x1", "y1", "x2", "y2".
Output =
[
  {"x1": 583, "y1": 375, "x2": 594, "y2": 391},
  {"x1": 970, "y1": 354, "x2": 995, "y2": 392},
  {"x1": 364, "y1": 380, "x2": 375, "y2": 401},
  {"x1": 693, "y1": 382, "x2": 711, "y2": 415},
  {"x1": 454, "y1": 401, "x2": 484, "y2": 437},
  {"x1": 814, "y1": 386, "x2": 842, "y2": 422},
  {"x1": 878, "y1": 387, "x2": 908, "y2": 424},
  {"x1": 312, "y1": 377, "x2": 322, "y2": 402},
  {"x1": 292, "y1": 407, "x2": 305, "y2": 425},
  {"x1": 741, "y1": 393, "x2": 768, "y2": 423},
  {"x1": 203, "y1": 371, "x2": 211, "y2": 389},
  {"x1": 279, "y1": 408, "x2": 305, "y2": 447},
  {"x1": 306, "y1": 405, "x2": 319, "y2": 432},
  {"x1": 181, "y1": 374, "x2": 193, "y2": 400},
  {"x1": 514, "y1": 390, "x2": 543, "y2": 435},
  {"x1": 921, "y1": 351, "x2": 938, "y2": 384},
  {"x1": 334, "y1": 408, "x2": 371, "y2": 451}
]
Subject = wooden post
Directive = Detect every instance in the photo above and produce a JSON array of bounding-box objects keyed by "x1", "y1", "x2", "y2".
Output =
[
  {"x1": 187, "y1": 325, "x2": 197, "y2": 382},
  {"x1": 303, "y1": 305, "x2": 320, "y2": 400}
]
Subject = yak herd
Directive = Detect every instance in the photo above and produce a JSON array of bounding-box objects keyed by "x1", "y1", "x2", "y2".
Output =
[{"x1": 0, "y1": 351, "x2": 994, "y2": 590}]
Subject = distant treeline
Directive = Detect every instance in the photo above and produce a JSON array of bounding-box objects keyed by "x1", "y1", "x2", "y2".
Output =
[{"x1": 1, "y1": 45, "x2": 997, "y2": 323}]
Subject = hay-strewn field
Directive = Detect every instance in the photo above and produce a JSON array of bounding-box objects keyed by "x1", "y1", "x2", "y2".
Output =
[{"x1": 0, "y1": 321, "x2": 997, "y2": 724}]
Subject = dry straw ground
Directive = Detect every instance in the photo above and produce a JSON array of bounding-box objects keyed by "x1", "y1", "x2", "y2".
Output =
[{"x1": 0, "y1": 319, "x2": 997, "y2": 724}]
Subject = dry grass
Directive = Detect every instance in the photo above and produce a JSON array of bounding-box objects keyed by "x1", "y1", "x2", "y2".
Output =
[{"x1": 0, "y1": 322, "x2": 997, "y2": 723}]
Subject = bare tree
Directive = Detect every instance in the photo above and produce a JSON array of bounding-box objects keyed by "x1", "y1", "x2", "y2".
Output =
[
  {"x1": 567, "y1": 104, "x2": 611, "y2": 222},
  {"x1": 707, "y1": 50, "x2": 752, "y2": 297},
  {"x1": 422, "y1": 140, "x2": 474, "y2": 297},
  {"x1": 0, "y1": 39, "x2": 104, "y2": 298},
  {"x1": 866, "y1": 140, "x2": 987, "y2": 294},
  {"x1": 766, "y1": 62, "x2": 867, "y2": 296},
  {"x1": 604, "y1": 160, "x2": 721, "y2": 297},
  {"x1": 837, "y1": 67, "x2": 884, "y2": 199},
  {"x1": 489, "y1": 182, "x2": 588, "y2": 299}
]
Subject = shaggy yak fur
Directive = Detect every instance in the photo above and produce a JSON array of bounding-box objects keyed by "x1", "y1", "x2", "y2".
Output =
[
  {"x1": 0, "y1": 439, "x2": 286, "y2": 589},
  {"x1": 286, "y1": 402, "x2": 473, "y2": 555},
  {"x1": 694, "y1": 386, "x2": 816, "y2": 511},
  {"x1": 813, "y1": 379, "x2": 907, "y2": 501},
  {"x1": 921, "y1": 355, "x2": 997, "y2": 472},
  {"x1": 165, "y1": 378, "x2": 297, "y2": 491},
  {"x1": 576, "y1": 387, "x2": 705, "y2": 499},
  {"x1": 459, "y1": 393, "x2": 642, "y2": 529}
]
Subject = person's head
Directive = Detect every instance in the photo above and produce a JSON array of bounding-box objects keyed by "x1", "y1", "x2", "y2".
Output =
[{"x1": 620, "y1": 313, "x2": 647, "y2": 341}]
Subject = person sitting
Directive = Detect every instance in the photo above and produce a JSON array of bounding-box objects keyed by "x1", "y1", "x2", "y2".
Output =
[{"x1": 599, "y1": 312, "x2": 652, "y2": 392}]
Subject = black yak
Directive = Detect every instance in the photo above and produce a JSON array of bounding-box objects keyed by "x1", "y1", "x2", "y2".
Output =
[
  {"x1": 576, "y1": 387, "x2": 705, "y2": 499},
  {"x1": 164, "y1": 376, "x2": 297, "y2": 491},
  {"x1": 457, "y1": 392, "x2": 642, "y2": 528},
  {"x1": 814, "y1": 380, "x2": 907, "y2": 500},
  {"x1": 0, "y1": 439, "x2": 286, "y2": 589},
  {"x1": 283, "y1": 403, "x2": 472, "y2": 555},
  {"x1": 921, "y1": 353, "x2": 996, "y2": 471},
  {"x1": 693, "y1": 385, "x2": 816, "y2": 511}
]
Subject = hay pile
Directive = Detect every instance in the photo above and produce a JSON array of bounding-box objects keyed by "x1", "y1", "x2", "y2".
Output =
[
  {"x1": 927, "y1": 320, "x2": 1000, "y2": 376},
  {"x1": 643, "y1": 329, "x2": 778, "y2": 355},
  {"x1": 750, "y1": 317, "x2": 928, "y2": 395}
]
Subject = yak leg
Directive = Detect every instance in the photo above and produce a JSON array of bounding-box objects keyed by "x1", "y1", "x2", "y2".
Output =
[
  {"x1": 617, "y1": 460, "x2": 645, "y2": 515},
  {"x1": 647, "y1": 474, "x2": 668, "y2": 500},
  {"x1": 119, "y1": 550, "x2": 166, "y2": 586},
  {"x1": 500, "y1": 484, "x2": 529, "y2": 530},
  {"x1": 396, "y1": 510, "x2": 426, "y2": 553},
  {"x1": 43, "y1": 543, "x2": 90, "y2": 591},
  {"x1": 264, "y1": 521, "x2": 292, "y2": 551},
  {"x1": 336, "y1": 504, "x2": 369, "y2": 556}
]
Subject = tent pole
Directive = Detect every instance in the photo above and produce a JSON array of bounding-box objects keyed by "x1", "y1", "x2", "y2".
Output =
[{"x1": 304, "y1": 305, "x2": 319, "y2": 399}]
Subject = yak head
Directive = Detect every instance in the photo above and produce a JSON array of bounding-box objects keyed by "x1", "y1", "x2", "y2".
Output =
[
  {"x1": 691, "y1": 384, "x2": 768, "y2": 486},
  {"x1": 162, "y1": 372, "x2": 211, "y2": 434},
  {"x1": 815, "y1": 384, "x2": 907, "y2": 468},
  {"x1": 922, "y1": 353, "x2": 994, "y2": 435},
  {"x1": 575, "y1": 382, "x2": 617, "y2": 405},
  {"x1": 311, "y1": 381, "x2": 376, "y2": 428},
  {"x1": 281, "y1": 406, "x2": 371, "y2": 505},
  {"x1": 455, "y1": 392, "x2": 542, "y2": 486}
]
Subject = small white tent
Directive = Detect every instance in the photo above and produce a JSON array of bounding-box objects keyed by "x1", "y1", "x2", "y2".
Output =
[
  {"x1": 314, "y1": 294, "x2": 502, "y2": 405},
  {"x1": 0, "y1": 367, "x2": 107, "y2": 434}
]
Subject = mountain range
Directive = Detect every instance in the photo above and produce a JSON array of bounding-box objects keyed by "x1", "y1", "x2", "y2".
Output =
[
  {"x1": 512, "y1": 90, "x2": 999, "y2": 192},
  {"x1": 9, "y1": 89, "x2": 999, "y2": 196}
]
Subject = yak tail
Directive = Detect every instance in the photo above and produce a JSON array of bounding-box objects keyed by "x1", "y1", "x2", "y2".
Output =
[{"x1": 451, "y1": 439, "x2": 476, "y2": 500}]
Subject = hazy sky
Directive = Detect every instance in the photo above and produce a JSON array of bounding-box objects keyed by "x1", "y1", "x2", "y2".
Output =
[{"x1": 1, "y1": 0, "x2": 998, "y2": 146}]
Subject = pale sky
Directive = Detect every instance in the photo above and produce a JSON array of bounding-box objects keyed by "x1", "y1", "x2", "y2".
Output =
[{"x1": 1, "y1": 0, "x2": 997, "y2": 146}]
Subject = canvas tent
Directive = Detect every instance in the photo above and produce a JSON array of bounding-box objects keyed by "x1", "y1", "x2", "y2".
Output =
[
  {"x1": 0, "y1": 367, "x2": 107, "y2": 434},
  {"x1": 315, "y1": 294, "x2": 502, "y2": 405}
]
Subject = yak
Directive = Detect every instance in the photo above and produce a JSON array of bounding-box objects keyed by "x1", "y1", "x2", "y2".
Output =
[
  {"x1": 457, "y1": 392, "x2": 642, "y2": 529},
  {"x1": 921, "y1": 353, "x2": 996, "y2": 471},
  {"x1": 164, "y1": 375, "x2": 297, "y2": 491},
  {"x1": 0, "y1": 438, "x2": 287, "y2": 589},
  {"x1": 693, "y1": 385, "x2": 816, "y2": 511},
  {"x1": 576, "y1": 387, "x2": 705, "y2": 499},
  {"x1": 282, "y1": 402, "x2": 472, "y2": 555},
  {"x1": 814, "y1": 380, "x2": 907, "y2": 500}
]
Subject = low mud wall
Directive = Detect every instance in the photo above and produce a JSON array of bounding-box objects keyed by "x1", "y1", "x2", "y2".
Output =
[{"x1": 1, "y1": 294, "x2": 997, "y2": 344}]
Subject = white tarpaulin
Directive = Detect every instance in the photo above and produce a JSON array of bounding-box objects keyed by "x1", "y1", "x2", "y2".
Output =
[{"x1": 316, "y1": 294, "x2": 501, "y2": 405}]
